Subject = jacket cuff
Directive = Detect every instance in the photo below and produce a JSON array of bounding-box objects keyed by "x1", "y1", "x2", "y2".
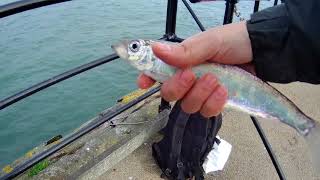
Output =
[{"x1": 246, "y1": 5, "x2": 294, "y2": 82}]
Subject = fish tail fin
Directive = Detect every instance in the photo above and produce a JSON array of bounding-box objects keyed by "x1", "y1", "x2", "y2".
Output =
[{"x1": 305, "y1": 120, "x2": 320, "y2": 170}]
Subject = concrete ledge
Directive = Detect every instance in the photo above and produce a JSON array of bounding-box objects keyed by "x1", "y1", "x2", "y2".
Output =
[{"x1": 5, "y1": 92, "x2": 169, "y2": 179}]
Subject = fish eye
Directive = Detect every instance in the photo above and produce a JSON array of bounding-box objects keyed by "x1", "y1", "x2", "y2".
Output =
[{"x1": 129, "y1": 40, "x2": 140, "y2": 53}]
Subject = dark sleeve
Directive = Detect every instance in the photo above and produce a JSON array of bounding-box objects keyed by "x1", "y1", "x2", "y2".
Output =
[{"x1": 246, "y1": 1, "x2": 320, "y2": 84}]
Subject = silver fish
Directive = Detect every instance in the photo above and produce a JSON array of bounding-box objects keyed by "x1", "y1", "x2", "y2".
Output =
[{"x1": 112, "y1": 39, "x2": 320, "y2": 166}]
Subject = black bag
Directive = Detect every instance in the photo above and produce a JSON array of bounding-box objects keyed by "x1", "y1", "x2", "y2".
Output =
[{"x1": 152, "y1": 101, "x2": 222, "y2": 180}]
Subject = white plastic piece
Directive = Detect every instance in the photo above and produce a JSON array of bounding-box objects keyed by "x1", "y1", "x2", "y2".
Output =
[{"x1": 202, "y1": 136, "x2": 232, "y2": 174}]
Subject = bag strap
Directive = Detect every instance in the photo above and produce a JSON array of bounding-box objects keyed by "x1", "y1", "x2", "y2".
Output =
[
  {"x1": 166, "y1": 102, "x2": 190, "y2": 179},
  {"x1": 201, "y1": 114, "x2": 223, "y2": 161}
]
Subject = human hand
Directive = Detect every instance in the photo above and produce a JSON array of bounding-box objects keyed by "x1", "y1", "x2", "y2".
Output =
[{"x1": 138, "y1": 21, "x2": 254, "y2": 117}]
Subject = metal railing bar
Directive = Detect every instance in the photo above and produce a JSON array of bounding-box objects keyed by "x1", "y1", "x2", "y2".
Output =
[
  {"x1": 0, "y1": 1, "x2": 287, "y2": 180},
  {"x1": 0, "y1": 85, "x2": 161, "y2": 180},
  {"x1": 253, "y1": 0, "x2": 260, "y2": 13},
  {"x1": 0, "y1": 0, "x2": 71, "y2": 18},
  {"x1": 181, "y1": 0, "x2": 205, "y2": 32},
  {"x1": 173, "y1": 36, "x2": 184, "y2": 42},
  {"x1": 165, "y1": 0, "x2": 178, "y2": 36},
  {"x1": 223, "y1": 0, "x2": 237, "y2": 24},
  {"x1": 0, "y1": 53, "x2": 118, "y2": 110},
  {"x1": 250, "y1": 116, "x2": 286, "y2": 180}
]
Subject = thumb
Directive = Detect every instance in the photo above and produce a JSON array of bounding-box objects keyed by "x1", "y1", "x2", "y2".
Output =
[{"x1": 152, "y1": 40, "x2": 214, "y2": 68}]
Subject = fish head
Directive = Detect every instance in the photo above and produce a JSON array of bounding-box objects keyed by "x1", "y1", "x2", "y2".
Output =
[{"x1": 112, "y1": 39, "x2": 155, "y2": 71}]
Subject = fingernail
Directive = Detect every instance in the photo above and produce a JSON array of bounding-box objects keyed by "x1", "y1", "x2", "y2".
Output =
[
  {"x1": 214, "y1": 86, "x2": 227, "y2": 100},
  {"x1": 180, "y1": 69, "x2": 195, "y2": 84},
  {"x1": 156, "y1": 43, "x2": 172, "y2": 52}
]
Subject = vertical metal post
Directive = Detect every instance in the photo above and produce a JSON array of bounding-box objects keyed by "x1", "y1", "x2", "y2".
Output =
[
  {"x1": 159, "y1": 0, "x2": 178, "y2": 112},
  {"x1": 274, "y1": 0, "x2": 278, "y2": 6},
  {"x1": 223, "y1": 0, "x2": 237, "y2": 24},
  {"x1": 165, "y1": 0, "x2": 178, "y2": 38},
  {"x1": 253, "y1": 0, "x2": 260, "y2": 13}
]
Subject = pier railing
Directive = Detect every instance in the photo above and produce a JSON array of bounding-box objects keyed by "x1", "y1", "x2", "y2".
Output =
[{"x1": 0, "y1": 0, "x2": 285, "y2": 179}]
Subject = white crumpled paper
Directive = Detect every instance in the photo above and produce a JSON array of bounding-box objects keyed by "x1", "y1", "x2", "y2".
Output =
[{"x1": 202, "y1": 136, "x2": 232, "y2": 174}]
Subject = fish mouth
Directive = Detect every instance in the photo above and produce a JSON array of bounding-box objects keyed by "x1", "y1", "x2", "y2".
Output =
[{"x1": 111, "y1": 40, "x2": 129, "y2": 59}]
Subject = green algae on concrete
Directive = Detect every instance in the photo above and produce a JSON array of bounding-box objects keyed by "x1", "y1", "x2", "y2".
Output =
[{"x1": 27, "y1": 160, "x2": 49, "y2": 177}]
